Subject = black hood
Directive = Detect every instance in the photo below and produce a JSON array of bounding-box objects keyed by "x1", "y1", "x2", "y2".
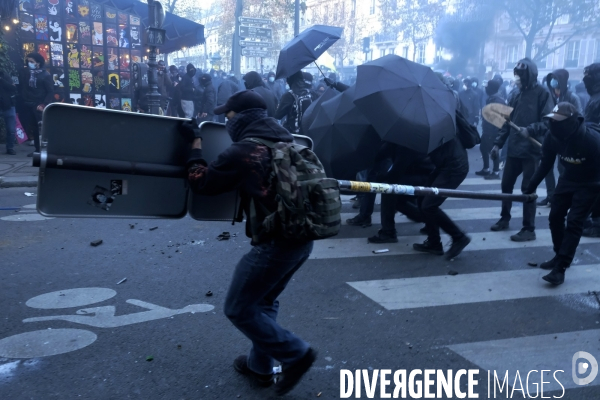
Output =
[
  {"x1": 199, "y1": 73, "x2": 212, "y2": 87},
  {"x1": 584, "y1": 63, "x2": 600, "y2": 96},
  {"x1": 515, "y1": 58, "x2": 538, "y2": 90},
  {"x1": 243, "y1": 71, "x2": 265, "y2": 89},
  {"x1": 228, "y1": 109, "x2": 294, "y2": 143},
  {"x1": 546, "y1": 69, "x2": 569, "y2": 97}
]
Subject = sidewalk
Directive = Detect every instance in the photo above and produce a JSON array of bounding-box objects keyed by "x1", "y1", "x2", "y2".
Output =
[{"x1": 0, "y1": 142, "x2": 38, "y2": 188}]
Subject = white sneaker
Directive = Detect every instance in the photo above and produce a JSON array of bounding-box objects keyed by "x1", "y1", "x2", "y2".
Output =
[{"x1": 27, "y1": 140, "x2": 35, "y2": 146}]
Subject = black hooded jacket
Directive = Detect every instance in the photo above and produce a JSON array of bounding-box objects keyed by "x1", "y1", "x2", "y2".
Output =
[
  {"x1": 243, "y1": 71, "x2": 278, "y2": 117},
  {"x1": 177, "y1": 64, "x2": 196, "y2": 101},
  {"x1": 584, "y1": 63, "x2": 600, "y2": 124},
  {"x1": 494, "y1": 58, "x2": 554, "y2": 158},
  {"x1": 198, "y1": 74, "x2": 216, "y2": 116},
  {"x1": 275, "y1": 73, "x2": 313, "y2": 132},
  {"x1": 458, "y1": 87, "x2": 480, "y2": 125},
  {"x1": 187, "y1": 112, "x2": 295, "y2": 244},
  {"x1": 545, "y1": 69, "x2": 582, "y2": 112},
  {"x1": 216, "y1": 77, "x2": 239, "y2": 106}
]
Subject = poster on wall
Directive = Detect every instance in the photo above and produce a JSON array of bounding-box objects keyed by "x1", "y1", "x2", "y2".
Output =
[
  {"x1": 49, "y1": 20, "x2": 62, "y2": 41},
  {"x1": 92, "y1": 22, "x2": 103, "y2": 45},
  {"x1": 78, "y1": 0, "x2": 90, "y2": 18},
  {"x1": 82, "y1": 94, "x2": 94, "y2": 107},
  {"x1": 104, "y1": 7, "x2": 117, "y2": 23},
  {"x1": 91, "y1": 3, "x2": 101, "y2": 21},
  {"x1": 79, "y1": 21, "x2": 91, "y2": 44},
  {"x1": 50, "y1": 42, "x2": 64, "y2": 67},
  {"x1": 33, "y1": 0, "x2": 45, "y2": 11},
  {"x1": 130, "y1": 26, "x2": 141, "y2": 49},
  {"x1": 20, "y1": 15, "x2": 35, "y2": 40},
  {"x1": 51, "y1": 67, "x2": 66, "y2": 89},
  {"x1": 95, "y1": 94, "x2": 106, "y2": 108},
  {"x1": 22, "y1": 43, "x2": 36, "y2": 63},
  {"x1": 93, "y1": 70, "x2": 105, "y2": 92},
  {"x1": 92, "y1": 47, "x2": 104, "y2": 68},
  {"x1": 108, "y1": 73, "x2": 120, "y2": 93},
  {"x1": 130, "y1": 15, "x2": 140, "y2": 25},
  {"x1": 80, "y1": 45, "x2": 92, "y2": 68},
  {"x1": 118, "y1": 13, "x2": 128, "y2": 25},
  {"x1": 37, "y1": 43, "x2": 50, "y2": 64},
  {"x1": 108, "y1": 96, "x2": 120, "y2": 110},
  {"x1": 118, "y1": 26, "x2": 130, "y2": 48},
  {"x1": 20, "y1": 0, "x2": 33, "y2": 13},
  {"x1": 105, "y1": 25, "x2": 118, "y2": 47},
  {"x1": 68, "y1": 93, "x2": 81, "y2": 105},
  {"x1": 69, "y1": 69, "x2": 81, "y2": 92},
  {"x1": 34, "y1": 15, "x2": 49, "y2": 41},
  {"x1": 47, "y1": 0, "x2": 61, "y2": 16},
  {"x1": 131, "y1": 50, "x2": 141, "y2": 64},
  {"x1": 121, "y1": 98, "x2": 132, "y2": 112},
  {"x1": 119, "y1": 72, "x2": 131, "y2": 94},
  {"x1": 65, "y1": 23, "x2": 78, "y2": 43},
  {"x1": 119, "y1": 50, "x2": 130, "y2": 70},
  {"x1": 67, "y1": 44, "x2": 79, "y2": 68},
  {"x1": 106, "y1": 48, "x2": 118, "y2": 71},
  {"x1": 65, "y1": 0, "x2": 76, "y2": 19},
  {"x1": 81, "y1": 70, "x2": 93, "y2": 93}
]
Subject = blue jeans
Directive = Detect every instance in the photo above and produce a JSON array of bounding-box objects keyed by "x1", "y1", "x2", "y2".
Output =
[
  {"x1": 224, "y1": 240, "x2": 313, "y2": 375},
  {"x1": 1, "y1": 107, "x2": 16, "y2": 152}
]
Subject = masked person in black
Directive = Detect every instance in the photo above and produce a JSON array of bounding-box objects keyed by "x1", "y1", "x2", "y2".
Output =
[
  {"x1": 156, "y1": 60, "x2": 172, "y2": 115},
  {"x1": 242, "y1": 71, "x2": 278, "y2": 118},
  {"x1": 524, "y1": 103, "x2": 600, "y2": 285},
  {"x1": 458, "y1": 78, "x2": 480, "y2": 127},
  {"x1": 197, "y1": 73, "x2": 216, "y2": 123},
  {"x1": 177, "y1": 63, "x2": 197, "y2": 118},
  {"x1": 477, "y1": 77, "x2": 505, "y2": 179},
  {"x1": 19, "y1": 52, "x2": 53, "y2": 156},
  {"x1": 274, "y1": 71, "x2": 313, "y2": 134},
  {"x1": 490, "y1": 58, "x2": 554, "y2": 241},
  {"x1": 266, "y1": 71, "x2": 284, "y2": 101},
  {"x1": 216, "y1": 73, "x2": 239, "y2": 123}
]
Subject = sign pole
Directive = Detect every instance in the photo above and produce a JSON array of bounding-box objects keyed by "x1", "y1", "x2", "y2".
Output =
[
  {"x1": 232, "y1": 0, "x2": 243, "y2": 77},
  {"x1": 146, "y1": 0, "x2": 166, "y2": 115}
]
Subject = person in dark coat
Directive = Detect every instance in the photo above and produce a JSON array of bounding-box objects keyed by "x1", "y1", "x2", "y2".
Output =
[
  {"x1": 490, "y1": 58, "x2": 554, "y2": 241},
  {"x1": 266, "y1": 71, "x2": 284, "y2": 101},
  {"x1": 0, "y1": 71, "x2": 17, "y2": 155},
  {"x1": 197, "y1": 73, "x2": 216, "y2": 123},
  {"x1": 177, "y1": 63, "x2": 197, "y2": 118},
  {"x1": 525, "y1": 103, "x2": 600, "y2": 285},
  {"x1": 167, "y1": 65, "x2": 182, "y2": 117},
  {"x1": 581, "y1": 63, "x2": 600, "y2": 237},
  {"x1": 216, "y1": 76, "x2": 239, "y2": 123},
  {"x1": 156, "y1": 60, "x2": 172, "y2": 113},
  {"x1": 575, "y1": 82, "x2": 590, "y2": 112},
  {"x1": 537, "y1": 69, "x2": 583, "y2": 207},
  {"x1": 243, "y1": 71, "x2": 278, "y2": 118},
  {"x1": 183, "y1": 90, "x2": 317, "y2": 394},
  {"x1": 19, "y1": 52, "x2": 54, "y2": 156},
  {"x1": 458, "y1": 78, "x2": 480, "y2": 126},
  {"x1": 274, "y1": 71, "x2": 313, "y2": 134},
  {"x1": 476, "y1": 77, "x2": 506, "y2": 179},
  {"x1": 413, "y1": 137, "x2": 471, "y2": 260}
]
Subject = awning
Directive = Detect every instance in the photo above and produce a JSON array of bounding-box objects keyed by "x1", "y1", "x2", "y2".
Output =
[{"x1": 98, "y1": 0, "x2": 205, "y2": 54}]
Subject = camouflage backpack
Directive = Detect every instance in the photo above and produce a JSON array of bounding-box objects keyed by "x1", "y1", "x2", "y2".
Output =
[{"x1": 244, "y1": 138, "x2": 341, "y2": 242}]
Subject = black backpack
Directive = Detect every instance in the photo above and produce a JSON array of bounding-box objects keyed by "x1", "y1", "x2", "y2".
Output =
[{"x1": 455, "y1": 109, "x2": 481, "y2": 149}]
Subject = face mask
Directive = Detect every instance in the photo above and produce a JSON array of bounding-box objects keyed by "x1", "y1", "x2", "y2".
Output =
[
  {"x1": 514, "y1": 75, "x2": 522, "y2": 89},
  {"x1": 462, "y1": 85, "x2": 467, "y2": 91},
  {"x1": 472, "y1": 82, "x2": 478, "y2": 88},
  {"x1": 28, "y1": 62, "x2": 37, "y2": 69},
  {"x1": 550, "y1": 78, "x2": 559, "y2": 89},
  {"x1": 187, "y1": 69, "x2": 196, "y2": 77},
  {"x1": 549, "y1": 117, "x2": 580, "y2": 142},
  {"x1": 268, "y1": 77, "x2": 275, "y2": 83},
  {"x1": 285, "y1": 84, "x2": 290, "y2": 90}
]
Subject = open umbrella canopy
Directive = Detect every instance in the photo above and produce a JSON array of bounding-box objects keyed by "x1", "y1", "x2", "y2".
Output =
[
  {"x1": 307, "y1": 86, "x2": 381, "y2": 180},
  {"x1": 354, "y1": 55, "x2": 456, "y2": 154},
  {"x1": 300, "y1": 87, "x2": 338, "y2": 136},
  {"x1": 275, "y1": 25, "x2": 343, "y2": 80}
]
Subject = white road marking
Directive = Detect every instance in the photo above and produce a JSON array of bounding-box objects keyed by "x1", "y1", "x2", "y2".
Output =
[
  {"x1": 22, "y1": 204, "x2": 36, "y2": 209},
  {"x1": 1, "y1": 213, "x2": 53, "y2": 221},
  {"x1": 0, "y1": 329, "x2": 97, "y2": 359},
  {"x1": 311, "y1": 229, "x2": 600, "y2": 260},
  {"x1": 448, "y1": 329, "x2": 600, "y2": 392},
  {"x1": 26, "y1": 288, "x2": 117, "y2": 309},
  {"x1": 348, "y1": 265, "x2": 600, "y2": 310},
  {"x1": 342, "y1": 206, "x2": 551, "y2": 225}
]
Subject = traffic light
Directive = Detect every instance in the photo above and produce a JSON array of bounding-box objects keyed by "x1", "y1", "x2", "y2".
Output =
[{"x1": 362, "y1": 37, "x2": 370, "y2": 53}]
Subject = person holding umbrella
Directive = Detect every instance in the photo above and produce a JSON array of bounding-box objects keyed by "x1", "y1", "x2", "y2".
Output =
[
  {"x1": 274, "y1": 71, "x2": 313, "y2": 134},
  {"x1": 524, "y1": 103, "x2": 600, "y2": 285}
]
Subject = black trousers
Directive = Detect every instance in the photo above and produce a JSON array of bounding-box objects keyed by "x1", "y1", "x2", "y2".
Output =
[
  {"x1": 480, "y1": 133, "x2": 499, "y2": 172},
  {"x1": 420, "y1": 169, "x2": 468, "y2": 244},
  {"x1": 20, "y1": 104, "x2": 42, "y2": 152},
  {"x1": 542, "y1": 157, "x2": 565, "y2": 200},
  {"x1": 549, "y1": 181, "x2": 600, "y2": 265},
  {"x1": 500, "y1": 157, "x2": 537, "y2": 230},
  {"x1": 380, "y1": 195, "x2": 424, "y2": 233}
]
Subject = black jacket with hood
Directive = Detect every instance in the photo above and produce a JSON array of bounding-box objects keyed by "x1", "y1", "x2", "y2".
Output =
[
  {"x1": 242, "y1": 71, "x2": 278, "y2": 118},
  {"x1": 458, "y1": 86, "x2": 480, "y2": 126},
  {"x1": 216, "y1": 77, "x2": 239, "y2": 106},
  {"x1": 494, "y1": 58, "x2": 554, "y2": 159},
  {"x1": 187, "y1": 110, "x2": 295, "y2": 244},
  {"x1": 177, "y1": 64, "x2": 196, "y2": 101},
  {"x1": 545, "y1": 69, "x2": 582, "y2": 112},
  {"x1": 198, "y1": 74, "x2": 216, "y2": 116},
  {"x1": 275, "y1": 72, "x2": 313, "y2": 133},
  {"x1": 584, "y1": 63, "x2": 600, "y2": 124}
]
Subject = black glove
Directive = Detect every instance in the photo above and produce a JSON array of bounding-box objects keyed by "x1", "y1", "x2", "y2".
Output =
[
  {"x1": 179, "y1": 119, "x2": 202, "y2": 142},
  {"x1": 490, "y1": 145, "x2": 500, "y2": 160},
  {"x1": 324, "y1": 78, "x2": 335, "y2": 88}
]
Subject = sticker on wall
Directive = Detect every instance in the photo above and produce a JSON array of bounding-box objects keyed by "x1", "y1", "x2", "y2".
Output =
[
  {"x1": 130, "y1": 26, "x2": 141, "y2": 49},
  {"x1": 51, "y1": 67, "x2": 65, "y2": 88},
  {"x1": 34, "y1": 15, "x2": 49, "y2": 41},
  {"x1": 20, "y1": 0, "x2": 33, "y2": 13},
  {"x1": 108, "y1": 73, "x2": 120, "y2": 93},
  {"x1": 94, "y1": 94, "x2": 106, "y2": 108},
  {"x1": 119, "y1": 72, "x2": 130, "y2": 94},
  {"x1": 118, "y1": 26, "x2": 130, "y2": 48},
  {"x1": 65, "y1": 0, "x2": 75, "y2": 19},
  {"x1": 118, "y1": 13, "x2": 128, "y2": 25},
  {"x1": 92, "y1": 22, "x2": 103, "y2": 45},
  {"x1": 79, "y1": 21, "x2": 91, "y2": 44},
  {"x1": 81, "y1": 70, "x2": 93, "y2": 93},
  {"x1": 65, "y1": 23, "x2": 78, "y2": 43},
  {"x1": 130, "y1": 15, "x2": 140, "y2": 26},
  {"x1": 47, "y1": 0, "x2": 60, "y2": 16},
  {"x1": 80, "y1": 44, "x2": 92, "y2": 68},
  {"x1": 105, "y1": 24, "x2": 118, "y2": 47},
  {"x1": 69, "y1": 93, "x2": 82, "y2": 105},
  {"x1": 78, "y1": 0, "x2": 90, "y2": 18},
  {"x1": 91, "y1": 3, "x2": 101, "y2": 21},
  {"x1": 82, "y1": 94, "x2": 94, "y2": 107},
  {"x1": 69, "y1": 69, "x2": 81, "y2": 92},
  {"x1": 49, "y1": 19, "x2": 62, "y2": 41},
  {"x1": 33, "y1": 0, "x2": 45, "y2": 11},
  {"x1": 50, "y1": 42, "x2": 63, "y2": 67},
  {"x1": 119, "y1": 51, "x2": 130, "y2": 70},
  {"x1": 37, "y1": 43, "x2": 50, "y2": 64},
  {"x1": 131, "y1": 50, "x2": 141, "y2": 64},
  {"x1": 104, "y1": 7, "x2": 116, "y2": 23},
  {"x1": 67, "y1": 43, "x2": 79, "y2": 68},
  {"x1": 107, "y1": 48, "x2": 118, "y2": 71},
  {"x1": 20, "y1": 15, "x2": 35, "y2": 38},
  {"x1": 121, "y1": 98, "x2": 132, "y2": 112},
  {"x1": 93, "y1": 70, "x2": 104, "y2": 93},
  {"x1": 92, "y1": 47, "x2": 104, "y2": 68},
  {"x1": 108, "y1": 96, "x2": 120, "y2": 110}
]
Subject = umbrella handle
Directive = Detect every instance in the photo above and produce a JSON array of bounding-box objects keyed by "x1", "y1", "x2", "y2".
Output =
[{"x1": 313, "y1": 61, "x2": 326, "y2": 78}]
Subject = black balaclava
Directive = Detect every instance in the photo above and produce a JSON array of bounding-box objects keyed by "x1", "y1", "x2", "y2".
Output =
[
  {"x1": 549, "y1": 115, "x2": 583, "y2": 143},
  {"x1": 199, "y1": 73, "x2": 212, "y2": 87},
  {"x1": 486, "y1": 78, "x2": 502, "y2": 96},
  {"x1": 186, "y1": 63, "x2": 196, "y2": 77},
  {"x1": 583, "y1": 63, "x2": 600, "y2": 96}
]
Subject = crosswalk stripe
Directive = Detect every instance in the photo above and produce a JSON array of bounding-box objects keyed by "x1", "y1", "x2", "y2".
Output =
[
  {"x1": 447, "y1": 329, "x2": 600, "y2": 392},
  {"x1": 342, "y1": 206, "x2": 551, "y2": 225},
  {"x1": 311, "y1": 229, "x2": 600, "y2": 260},
  {"x1": 347, "y1": 264, "x2": 600, "y2": 311}
]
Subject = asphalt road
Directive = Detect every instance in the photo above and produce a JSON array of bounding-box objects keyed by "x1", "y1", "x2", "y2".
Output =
[{"x1": 1, "y1": 148, "x2": 600, "y2": 399}]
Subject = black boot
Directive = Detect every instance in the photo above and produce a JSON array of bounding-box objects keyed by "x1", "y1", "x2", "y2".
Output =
[
  {"x1": 368, "y1": 230, "x2": 398, "y2": 243},
  {"x1": 413, "y1": 239, "x2": 444, "y2": 255},
  {"x1": 540, "y1": 256, "x2": 558, "y2": 270},
  {"x1": 445, "y1": 235, "x2": 471, "y2": 260},
  {"x1": 346, "y1": 215, "x2": 372, "y2": 227},
  {"x1": 542, "y1": 266, "x2": 566, "y2": 285}
]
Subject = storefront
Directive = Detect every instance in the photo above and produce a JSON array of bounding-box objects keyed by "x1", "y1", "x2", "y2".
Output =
[{"x1": 4, "y1": 0, "x2": 203, "y2": 111}]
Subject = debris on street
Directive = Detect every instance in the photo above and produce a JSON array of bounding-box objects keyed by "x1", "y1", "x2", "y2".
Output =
[{"x1": 90, "y1": 239, "x2": 103, "y2": 247}]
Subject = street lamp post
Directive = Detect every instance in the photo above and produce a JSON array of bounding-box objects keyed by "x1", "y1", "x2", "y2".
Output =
[
  {"x1": 294, "y1": 0, "x2": 299, "y2": 36},
  {"x1": 146, "y1": 0, "x2": 166, "y2": 115}
]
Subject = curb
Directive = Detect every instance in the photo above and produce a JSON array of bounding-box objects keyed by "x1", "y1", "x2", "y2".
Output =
[{"x1": 0, "y1": 176, "x2": 38, "y2": 188}]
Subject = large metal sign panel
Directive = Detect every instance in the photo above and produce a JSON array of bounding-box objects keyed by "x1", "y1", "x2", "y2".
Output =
[
  {"x1": 241, "y1": 49, "x2": 272, "y2": 57},
  {"x1": 238, "y1": 17, "x2": 272, "y2": 25},
  {"x1": 239, "y1": 26, "x2": 273, "y2": 39}
]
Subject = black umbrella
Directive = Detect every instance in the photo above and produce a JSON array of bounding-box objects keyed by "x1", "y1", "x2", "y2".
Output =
[
  {"x1": 353, "y1": 55, "x2": 456, "y2": 154},
  {"x1": 307, "y1": 86, "x2": 381, "y2": 180},
  {"x1": 300, "y1": 87, "x2": 338, "y2": 136},
  {"x1": 275, "y1": 25, "x2": 343, "y2": 80}
]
